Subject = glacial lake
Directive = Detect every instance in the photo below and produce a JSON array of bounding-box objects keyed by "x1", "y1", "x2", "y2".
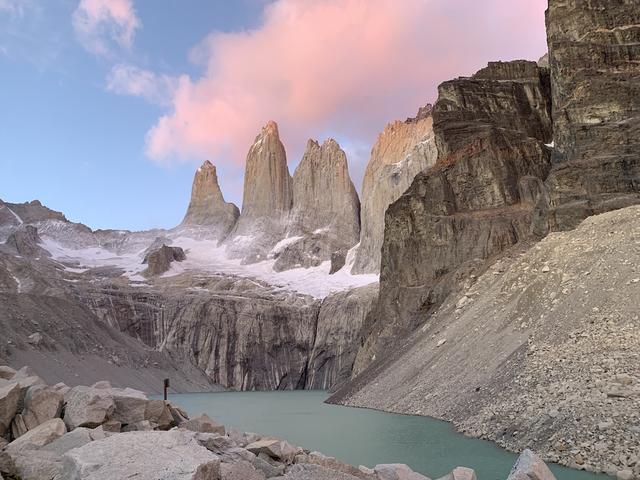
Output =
[{"x1": 164, "y1": 390, "x2": 608, "y2": 480}]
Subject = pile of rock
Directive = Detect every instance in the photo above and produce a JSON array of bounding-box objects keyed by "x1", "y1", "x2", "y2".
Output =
[{"x1": 0, "y1": 365, "x2": 559, "y2": 480}]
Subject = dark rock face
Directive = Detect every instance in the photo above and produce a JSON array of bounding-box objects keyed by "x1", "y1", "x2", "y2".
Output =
[
  {"x1": 142, "y1": 245, "x2": 186, "y2": 277},
  {"x1": 5, "y1": 226, "x2": 47, "y2": 258},
  {"x1": 538, "y1": 0, "x2": 640, "y2": 232},
  {"x1": 358, "y1": 61, "x2": 553, "y2": 367},
  {"x1": 181, "y1": 160, "x2": 239, "y2": 240},
  {"x1": 329, "y1": 250, "x2": 347, "y2": 275}
]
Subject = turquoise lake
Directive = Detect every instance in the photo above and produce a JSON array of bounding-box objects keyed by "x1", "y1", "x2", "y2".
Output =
[{"x1": 165, "y1": 390, "x2": 608, "y2": 480}]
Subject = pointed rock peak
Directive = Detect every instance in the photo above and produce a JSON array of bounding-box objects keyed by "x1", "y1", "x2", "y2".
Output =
[
  {"x1": 306, "y1": 138, "x2": 320, "y2": 150},
  {"x1": 321, "y1": 138, "x2": 341, "y2": 151},
  {"x1": 262, "y1": 120, "x2": 280, "y2": 137},
  {"x1": 200, "y1": 159, "x2": 215, "y2": 169}
]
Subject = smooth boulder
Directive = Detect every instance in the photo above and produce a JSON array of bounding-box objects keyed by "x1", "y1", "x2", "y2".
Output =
[
  {"x1": 0, "y1": 383, "x2": 20, "y2": 436},
  {"x1": 182, "y1": 413, "x2": 226, "y2": 435},
  {"x1": 374, "y1": 464, "x2": 431, "y2": 480},
  {"x1": 63, "y1": 386, "x2": 115, "y2": 429},
  {"x1": 62, "y1": 430, "x2": 221, "y2": 480},
  {"x1": 6, "y1": 418, "x2": 66, "y2": 454}
]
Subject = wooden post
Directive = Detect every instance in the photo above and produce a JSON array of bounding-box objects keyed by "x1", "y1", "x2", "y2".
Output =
[{"x1": 163, "y1": 378, "x2": 169, "y2": 401}]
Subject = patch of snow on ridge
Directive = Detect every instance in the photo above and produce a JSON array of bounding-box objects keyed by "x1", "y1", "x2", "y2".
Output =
[
  {"x1": 167, "y1": 236, "x2": 378, "y2": 298},
  {"x1": 3, "y1": 206, "x2": 24, "y2": 225},
  {"x1": 38, "y1": 233, "x2": 378, "y2": 298},
  {"x1": 270, "y1": 236, "x2": 303, "y2": 255}
]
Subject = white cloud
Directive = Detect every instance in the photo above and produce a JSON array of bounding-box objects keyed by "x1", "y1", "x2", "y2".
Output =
[
  {"x1": 72, "y1": 0, "x2": 140, "y2": 56},
  {"x1": 106, "y1": 64, "x2": 179, "y2": 106}
]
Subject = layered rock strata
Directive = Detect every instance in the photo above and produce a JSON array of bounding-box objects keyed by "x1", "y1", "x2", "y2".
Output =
[
  {"x1": 352, "y1": 105, "x2": 438, "y2": 274},
  {"x1": 354, "y1": 60, "x2": 553, "y2": 372},
  {"x1": 181, "y1": 160, "x2": 239, "y2": 240},
  {"x1": 273, "y1": 138, "x2": 360, "y2": 272},
  {"x1": 536, "y1": 0, "x2": 640, "y2": 232}
]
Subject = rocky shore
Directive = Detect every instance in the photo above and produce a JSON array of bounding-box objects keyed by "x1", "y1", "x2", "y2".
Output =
[{"x1": 0, "y1": 364, "x2": 560, "y2": 480}]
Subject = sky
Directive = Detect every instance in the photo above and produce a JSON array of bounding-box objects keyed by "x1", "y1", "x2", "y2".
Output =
[{"x1": 0, "y1": 0, "x2": 548, "y2": 231}]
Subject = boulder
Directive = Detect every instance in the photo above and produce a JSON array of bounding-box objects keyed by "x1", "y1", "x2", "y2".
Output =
[
  {"x1": 6, "y1": 418, "x2": 66, "y2": 454},
  {"x1": 0, "y1": 366, "x2": 16, "y2": 380},
  {"x1": 277, "y1": 463, "x2": 362, "y2": 479},
  {"x1": 302, "y1": 451, "x2": 371, "y2": 479},
  {"x1": 9, "y1": 449, "x2": 62, "y2": 480},
  {"x1": 62, "y1": 430, "x2": 221, "y2": 480},
  {"x1": 374, "y1": 464, "x2": 431, "y2": 480},
  {"x1": 142, "y1": 244, "x2": 186, "y2": 277},
  {"x1": 63, "y1": 386, "x2": 115, "y2": 429},
  {"x1": 181, "y1": 160, "x2": 240, "y2": 239},
  {"x1": 182, "y1": 413, "x2": 225, "y2": 435},
  {"x1": 21, "y1": 384, "x2": 64, "y2": 431},
  {"x1": 221, "y1": 460, "x2": 266, "y2": 480},
  {"x1": 437, "y1": 467, "x2": 477, "y2": 480},
  {"x1": 108, "y1": 386, "x2": 148, "y2": 425},
  {"x1": 246, "y1": 438, "x2": 300, "y2": 464},
  {"x1": 144, "y1": 399, "x2": 174, "y2": 430},
  {"x1": 0, "y1": 382, "x2": 20, "y2": 436},
  {"x1": 507, "y1": 449, "x2": 557, "y2": 480},
  {"x1": 122, "y1": 420, "x2": 155, "y2": 432},
  {"x1": 0, "y1": 450, "x2": 16, "y2": 478},
  {"x1": 41, "y1": 427, "x2": 94, "y2": 456},
  {"x1": 10, "y1": 413, "x2": 27, "y2": 438}
]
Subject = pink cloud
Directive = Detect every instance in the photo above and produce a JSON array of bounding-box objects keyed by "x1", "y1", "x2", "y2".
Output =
[
  {"x1": 72, "y1": 0, "x2": 140, "y2": 56},
  {"x1": 145, "y1": 0, "x2": 548, "y2": 172}
]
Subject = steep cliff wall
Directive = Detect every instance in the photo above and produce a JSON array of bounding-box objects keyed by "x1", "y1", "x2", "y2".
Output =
[
  {"x1": 354, "y1": 61, "x2": 553, "y2": 371},
  {"x1": 273, "y1": 139, "x2": 361, "y2": 272},
  {"x1": 536, "y1": 0, "x2": 640, "y2": 232},
  {"x1": 352, "y1": 106, "x2": 437, "y2": 274}
]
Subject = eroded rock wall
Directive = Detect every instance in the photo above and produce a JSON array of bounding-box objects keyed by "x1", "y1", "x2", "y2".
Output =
[
  {"x1": 355, "y1": 61, "x2": 553, "y2": 370},
  {"x1": 537, "y1": 0, "x2": 640, "y2": 232}
]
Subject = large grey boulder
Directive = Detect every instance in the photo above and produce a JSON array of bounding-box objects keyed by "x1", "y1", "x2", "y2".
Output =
[
  {"x1": 507, "y1": 450, "x2": 557, "y2": 480},
  {"x1": 246, "y1": 439, "x2": 300, "y2": 464},
  {"x1": 436, "y1": 467, "x2": 477, "y2": 480},
  {"x1": 6, "y1": 418, "x2": 66, "y2": 454},
  {"x1": 21, "y1": 384, "x2": 64, "y2": 431},
  {"x1": 142, "y1": 244, "x2": 186, "y2": 277},
  {"x1": 276, "y1": 463, "x2": 362, "y2": 479},
  {"x1": 0, "y1": 382, "x2": 20, "y2": 436},
  {"x1": 144, "y1": 399, "x2": 174, "y2": 430},
  {"x1": 374, "y1": 464, "x2": 431, "y2": 480},
  {"x1": 62, "y1": 430, "x2": 221, "y2": 480},
  {"x1": 63, "y1": 386, "x2": 115, "y2": 429},
  {"x1": 181, "y1": 413, "x2": 225, "y2": 435},
  {"x1": 221, "y1": 460, "x2": 266, "y2": 480},
  {"x1": 108, "y1": 386, "x2": 148, "y2": 425}
]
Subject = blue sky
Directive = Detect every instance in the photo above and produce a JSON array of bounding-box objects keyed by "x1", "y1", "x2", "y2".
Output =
[
  {"x1": 0, "y1": 0, "x2": 547, "y2": 231},
  {"x1": 0, "y1": 1, "x2": 266, "y2": 231}
]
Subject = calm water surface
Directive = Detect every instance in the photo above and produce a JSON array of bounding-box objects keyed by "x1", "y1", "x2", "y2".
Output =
[{"x1": 164, "y1": 390, "x2": 607, "y2": 480}]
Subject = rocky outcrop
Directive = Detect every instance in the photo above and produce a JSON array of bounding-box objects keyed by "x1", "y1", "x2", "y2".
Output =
[
  {"x1": 181, "y1": 160, "x2": 239, "y2": 239},
  {"x1": 332, "y1": 206, "x2": 640, "y2": 478},
  {"x1": 142, "y1": 244, "x2": 186, "y2": 277},
  {"x1": 228, "y1": 121, "x2": 293, "y2": 262},
  {"x1": 273, "y1": 139, "x2": 360, "y2": 272},
  {"x1": 352, "y1": 106, "x2": 438, "y2": 274},
  {"x1": 536, "y1": 0, "x2": 640, "y2": 233},
  {"x1": 355, "y1": 60, "x2": 553, "y2": 372},
  {"x1": 4, "y1": 225, "x2": 48, "y2": 257}
]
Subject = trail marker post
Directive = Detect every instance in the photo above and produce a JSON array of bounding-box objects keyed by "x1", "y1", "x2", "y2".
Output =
[{"x1": 164, "y1": 378, "x2": 169, "y2": 401}]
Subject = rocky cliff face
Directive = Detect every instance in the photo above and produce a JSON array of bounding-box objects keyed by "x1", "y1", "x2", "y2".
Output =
[
  {"x1": 332, "y1": 206, "x2": 640, "y2": 478},
  {"x1": 354, "y1": 61, "x2": 553, "y2": 370},
  {"x1": 536, "y1": 0, "x2": 640, "y2": 233},
  {"x1": 227, "y1": 121, "x2": 293, "y2": 262},
  {"x1": 273, "y1": 139, "x2": 360, "y2": 272},
  {"x1": 351, "y1": 106, "x2": 438, "y2": 274},
  {"x1": 79, "y1": 274, "x2": 375, "y2": 391},
  {"x1": 181, "y1": 160, "x2": 239, "y2": 240}
]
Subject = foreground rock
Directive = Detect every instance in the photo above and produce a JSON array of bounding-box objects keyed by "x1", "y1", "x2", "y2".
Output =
[
  {"x1": 0, "y1": 369, "x2": 560, "y2": 480},
  {"x1": 181, "y1": 160, "x2": 240, "y2": 240}
]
